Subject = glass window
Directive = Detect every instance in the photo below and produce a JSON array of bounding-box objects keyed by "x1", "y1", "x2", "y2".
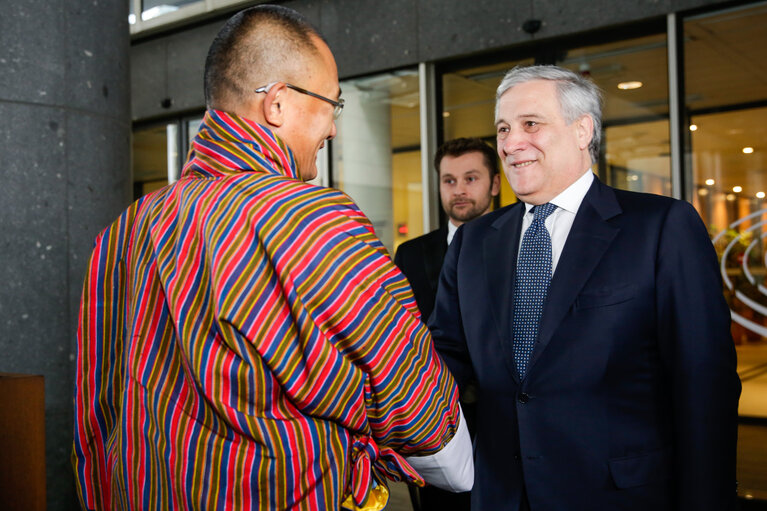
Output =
[
  {"x1": 141, "y1": 0, "x2": 199, "y2": 21},
  {"x1": 132, "y1": 122, "x2": 177, "y2": 198},
  {"x1": 685, "y1": 3, "x2": 767, "y2": 501},
  {"x1": 331, "y1": 69, "x2": 422, "y2": 254},
  {"x1": 442, "y1": 59, "x2": 534, "y2": 207},
  {"x1": 440, "y1": 33, "x2": 670, "y2": 207},
  {"x1": 556, "y1": 33, "x2": 670, "y2": 196}
]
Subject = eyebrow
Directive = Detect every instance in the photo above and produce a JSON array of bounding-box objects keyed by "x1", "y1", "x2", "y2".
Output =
[{"x1": 496, "y1": 113, "x2": 545, "y2": 126}]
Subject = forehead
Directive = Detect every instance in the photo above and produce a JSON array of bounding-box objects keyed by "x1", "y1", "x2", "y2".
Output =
[
  {"x1": 439, "y1": 151, "x2": 491, "y2": 177},
  {"x1": 497, "y1": 79, "x2": 561, "y2": 119},
  {"x1": 312, "y1": 36, "x2": 338, "y2": 79}
]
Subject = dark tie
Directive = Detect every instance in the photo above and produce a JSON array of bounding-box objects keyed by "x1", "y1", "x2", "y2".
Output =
[{"x1": 512, "y1": 202, "x2": 557, "y2": 379}]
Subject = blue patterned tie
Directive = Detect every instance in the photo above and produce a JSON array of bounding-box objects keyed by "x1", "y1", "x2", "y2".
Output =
[{"x1": 512, "y1": 202, "x2": 557, "y2": 379}]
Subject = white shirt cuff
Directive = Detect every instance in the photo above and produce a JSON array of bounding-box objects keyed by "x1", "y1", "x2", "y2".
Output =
[{"x1": 405, "y1": 405, "x2": 474, "y2": 492}]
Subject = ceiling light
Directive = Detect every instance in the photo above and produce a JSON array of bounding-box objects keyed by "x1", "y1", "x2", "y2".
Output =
[
  {"x1": 726, "y1": 194, "x2": 736, "y2": 201},
  {"x1": 757, "y1": 192, "x2": 765, "y2": 199},
  {"x1": 617, "y1": 81, "x2": 643, "y2": 90},
  {"x1": 442, "y1": 111, "x2": 451, "y2": 118},
  {"x1": 743, "y1": 147, "x2": 754, "y2": 154},
  {"x1": 705, "y1": 179, "x2": 715, "y2": 186},
  {"x1": 689, "y1": 124, "x2": 698, "y2": 131},
  {"x1": 698, "y1": 188, "x2": 709, "y2": 196},
  {"x1": 733, "y1": 186, "x2": 743, "y2": 193}
]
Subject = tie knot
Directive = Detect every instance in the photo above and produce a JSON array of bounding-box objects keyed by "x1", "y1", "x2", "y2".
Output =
[{"x1": 532, "y1": 203, "x2": 557, "y2": 222}]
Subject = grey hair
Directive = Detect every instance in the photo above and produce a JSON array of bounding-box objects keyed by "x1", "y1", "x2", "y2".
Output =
[{"x1": 495, "y1": 65, "x2": 603, "y2": 164}]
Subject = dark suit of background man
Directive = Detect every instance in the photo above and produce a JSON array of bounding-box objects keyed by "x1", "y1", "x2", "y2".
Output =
[
  {"x1": 395, "y1": 138, "x2": 500, "y2": 511},
  {"x1": 430, "y1": 65, "x2": 741, "y2": 511}
]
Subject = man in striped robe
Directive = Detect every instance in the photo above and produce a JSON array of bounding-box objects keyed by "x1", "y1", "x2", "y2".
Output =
[{"x1": 72, "y1": 5, "x2": 472, "y2": 510}]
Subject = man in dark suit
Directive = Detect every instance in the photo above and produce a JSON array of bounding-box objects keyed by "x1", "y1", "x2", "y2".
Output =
[
  {"x1": 395, "y1": 137, "x2": 499, "y2": 510},
  {"x1": 430, "y1": 65, "x2": 741, "y2": 511},
  {"x1": 395, "y1": 137, "x2": 500, "y2": 319}
]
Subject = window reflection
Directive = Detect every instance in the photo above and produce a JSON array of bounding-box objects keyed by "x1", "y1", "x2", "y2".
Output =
[
  {"x1": 141, "y1": 0, "x2": 199, "y2": 21},
  {"x1": 442, "y1": 60, "x2": 533, "y2": 207},
  {"x1": 685, "y1": 3, "x2": 767, "y2": 501},
  {"x1": 133, "y1": 123, "x2": 175, "y2": 199},
  {"x1": 557, "y1": 33, "x2": 670, "y2": 195},
  {"x1": 331, "y1": 70, "x2": 422, "y2": 254}
]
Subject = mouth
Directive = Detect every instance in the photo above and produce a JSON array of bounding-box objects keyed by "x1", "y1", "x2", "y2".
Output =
[{"x1": 510, "y1": 159, "x2": 536, "y2": 169}]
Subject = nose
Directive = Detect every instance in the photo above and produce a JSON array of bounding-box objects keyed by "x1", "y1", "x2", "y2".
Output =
[
  {"x1": 327, "y1": 119, "x2": 337, "y2": 141},
  {"x1": 500, "y1": 127, "x2": 525, "y2": 156}
]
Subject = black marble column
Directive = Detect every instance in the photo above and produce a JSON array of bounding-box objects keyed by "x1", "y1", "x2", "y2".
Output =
[{"x1": 0, "y1": 1, "x2": 131, "y2": 509}]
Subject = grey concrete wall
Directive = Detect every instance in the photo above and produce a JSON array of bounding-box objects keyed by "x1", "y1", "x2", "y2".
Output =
[
  {"x1": 0, "y1": 1, "x2": 131, "y2": 510},
  {"x1": 131, "y1": 0, "x2": 730, "y2": 121}
]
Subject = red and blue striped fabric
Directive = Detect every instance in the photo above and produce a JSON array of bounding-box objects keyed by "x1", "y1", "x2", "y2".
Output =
[{"x1": 73, "y1": 109, "x2": 461, "y2": 510}]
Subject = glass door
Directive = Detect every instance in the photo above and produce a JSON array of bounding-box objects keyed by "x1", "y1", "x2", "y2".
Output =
[{"x1": 685, "y1": 3, "x2": 767, "y2": 500}]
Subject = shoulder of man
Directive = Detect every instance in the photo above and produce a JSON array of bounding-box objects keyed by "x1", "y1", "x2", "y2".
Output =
[
  {"x1": 461, "y1": 201, "x2": 521, "y2": 236},
  {"x1": 398, "y1": 227, "x2": 444, "y2": 250}
]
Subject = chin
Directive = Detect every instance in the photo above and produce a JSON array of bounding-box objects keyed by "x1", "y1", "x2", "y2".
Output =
[{"x1": 301, "y1": 168, "x2": 318, "y2": 181}]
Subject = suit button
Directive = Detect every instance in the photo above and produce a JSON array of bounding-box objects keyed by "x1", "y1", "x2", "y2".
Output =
[{"x1": 518, "y1": 393, "x2": 530, "y2": 404}]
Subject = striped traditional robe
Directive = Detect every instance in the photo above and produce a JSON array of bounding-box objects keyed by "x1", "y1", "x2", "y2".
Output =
[{"x1": 73, "y1": 110, "x2": 461, "y2": 510}]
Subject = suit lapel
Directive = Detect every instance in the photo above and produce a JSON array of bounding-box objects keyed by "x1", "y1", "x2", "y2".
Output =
[
  {"x1": 423, "y1": 227, "x2": 447, "y2": 295},
  {"x1": 526, "y1": 178, "x2": 622, "y2": 375},
  {"x1": 484, "y1": 203, "x2": 525, "y2": 383}
]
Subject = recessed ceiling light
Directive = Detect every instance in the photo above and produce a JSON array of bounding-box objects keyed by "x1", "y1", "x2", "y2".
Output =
[
  {"x1": 733, "y1": 186, "x2": 743, "y2": 193},
  {"x1": 705, "y1": 179, "x2": 715, "y2": 186},
  {"x1": 617, "y1": 81, "x2": 643, "y2": 90},
  {"x1": 757, "y1": 192, "x2": 765, "y2": 199},
  {"x1": 698, "y1": 188, "x2": 709, "y2": 196},
  {"x1": 442, "y1": 111, "x2": 451, "y2": 117},
  {"x1": 726, "y1": 194, "x2": 736, "y2": 201},
  {"x1": 689, "y1": 124, "x2": 698, "y2": 131},
  {"x1": 743, "y1": 147, "x2": 754, "y2": 154}
]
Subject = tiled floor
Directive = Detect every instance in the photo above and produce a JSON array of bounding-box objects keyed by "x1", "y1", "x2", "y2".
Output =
[{"x1": 737, "y1": 341, "x2": 767, "y2": 419}]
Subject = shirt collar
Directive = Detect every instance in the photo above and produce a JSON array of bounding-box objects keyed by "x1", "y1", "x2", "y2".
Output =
[
  {"x1": 184, "y1": 109, "x2": 299, "y2": 181},
  {"x1": 447, "y1": 220, "x2": 459, "y2": 245},
  {"x1": 523, "y1": 169, "x2": 594, "y2": 215}
]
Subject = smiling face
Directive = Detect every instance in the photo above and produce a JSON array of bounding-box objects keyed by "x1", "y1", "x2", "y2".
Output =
[
  {"x1": 495, "y1": 79, "x2": 593, "y2": 205},
  {"x1": 438, "y1": 151, "x2": 500, "y2": 226},
  {"x1": 279, "y1": 36, "x2": 341, "y2": 181}
]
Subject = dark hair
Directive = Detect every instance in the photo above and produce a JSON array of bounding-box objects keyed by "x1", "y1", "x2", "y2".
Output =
[
  {"x1": 203, "y1": 5, "x2": 324, "y2": 108},
  {"x1": 434, "y1": 138, "x2": 500, "y2": 177}
]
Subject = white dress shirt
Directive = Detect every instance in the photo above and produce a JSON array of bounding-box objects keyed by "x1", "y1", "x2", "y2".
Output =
[
  {"x1": 518, "y1": 170, "x2": 594, "y2": 273},
  {"x1": 447, "y1": 220, "x2": 459, "y2": 246}
]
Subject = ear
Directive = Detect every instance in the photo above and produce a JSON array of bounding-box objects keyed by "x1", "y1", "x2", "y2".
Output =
[
  {"x1": 576, "y1": 114, "x2": 594, "y2": 152},
  {"x1": 491, "y1": 173, "x2": 501, "y2": 197},
  {"x1": 262, "y1": 82, "x2": 288, "y2": 128}
]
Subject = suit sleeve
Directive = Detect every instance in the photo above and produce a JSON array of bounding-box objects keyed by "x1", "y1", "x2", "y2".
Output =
[
  {"x1": 429, "y1": 225, "x2": 476, "y2": 390},
  {"x1": 655, "y1": 200, "x2": 740, "y2": 510}
]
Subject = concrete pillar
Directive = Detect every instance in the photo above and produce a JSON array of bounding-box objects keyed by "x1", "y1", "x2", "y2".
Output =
[
  {"x1": 0, "y1": 1, "x2": 131, "y2": 509},
  {"x1": 332, "y1": 85, "x2": 394, "y2": 249}
]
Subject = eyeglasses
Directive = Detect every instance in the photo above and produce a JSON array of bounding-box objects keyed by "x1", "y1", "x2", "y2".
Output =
[{"x1": 255, "y1": 82, "x2": 344, "y2": 119}]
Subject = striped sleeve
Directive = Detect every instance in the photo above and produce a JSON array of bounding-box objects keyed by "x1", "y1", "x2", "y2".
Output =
[
  {"x1": 207, "y1": 174, "x2": 461, "y2": 503},
  {"x1": 72, "y1": 202, "x2": 138, "y2": 509}
]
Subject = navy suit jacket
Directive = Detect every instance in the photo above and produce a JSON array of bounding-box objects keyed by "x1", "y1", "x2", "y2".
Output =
[{"x1": 430, "y1": 177, "x2": 741, "y2": 510}]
